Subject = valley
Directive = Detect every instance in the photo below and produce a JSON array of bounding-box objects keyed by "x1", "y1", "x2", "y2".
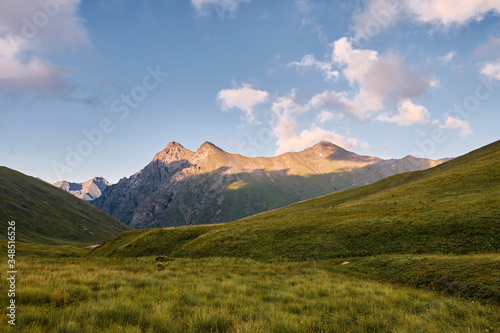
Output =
[{"x1": 1, "y1": 140, "x2": 498, "y2": 332}]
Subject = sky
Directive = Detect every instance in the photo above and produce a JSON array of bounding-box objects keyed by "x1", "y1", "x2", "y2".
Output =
[{"x1": 1, "y1": 0, "x2": 499, "y2": 184}]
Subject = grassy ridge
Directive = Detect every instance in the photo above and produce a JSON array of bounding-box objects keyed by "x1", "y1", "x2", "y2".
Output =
[
  {"x1": 90, "y1": 140, "x2": 500, "y2": 260},
  {"x1": 0, "y1": 167, "x2": 131, "y2": 247}
]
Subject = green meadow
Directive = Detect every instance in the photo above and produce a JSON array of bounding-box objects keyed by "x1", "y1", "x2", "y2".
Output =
[{"x1": 0, "y1": 253, "x2": 499, "y2": 333}]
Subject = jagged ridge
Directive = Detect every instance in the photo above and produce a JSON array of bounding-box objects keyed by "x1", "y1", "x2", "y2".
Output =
[{"x1": 92, "y1": 141, "x2": 448, "y2": 229}]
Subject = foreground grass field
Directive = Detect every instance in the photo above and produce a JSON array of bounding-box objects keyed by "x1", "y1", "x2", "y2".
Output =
[{"x1": 1, "y1": 255, "x2": 499, "y2": 333}]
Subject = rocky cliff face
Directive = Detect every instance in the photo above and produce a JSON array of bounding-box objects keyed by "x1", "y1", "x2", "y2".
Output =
[
  {"x1": 92, "y1": 141, "x2": 449, "y2": 229},
  {"x1": 53, "y1": 177, "x2": 110, "y2": 202}
]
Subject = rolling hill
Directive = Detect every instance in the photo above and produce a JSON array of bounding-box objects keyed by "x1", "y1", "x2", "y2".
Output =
[
  {"x1": 92, "y1": 141, "x2": 447, "y2": 228},
  {"x1": 90, "y1": 139, "x2": 500, "y2": 260},
  {"x1": 0, "y1": 167, "x2": 131, "y2": 247}
]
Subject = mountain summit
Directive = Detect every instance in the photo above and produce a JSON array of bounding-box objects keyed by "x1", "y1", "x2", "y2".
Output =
[
  {"x1": 53, "y1": 177, "x2": 111, "y2": 202},
  {"x1": 92, "y1": 141, "x2": 448, "y2": 229}
]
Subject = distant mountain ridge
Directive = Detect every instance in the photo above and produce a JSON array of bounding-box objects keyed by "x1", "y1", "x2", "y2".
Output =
[
  {"x1": 53, "y1": 177, "x2": 110, "y2": 201},
  {"x1": 92, "y1": 141, "x2": 449, "y2": 229}
]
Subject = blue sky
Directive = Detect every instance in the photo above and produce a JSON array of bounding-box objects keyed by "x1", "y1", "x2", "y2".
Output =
[{"x1": 1, "y1": 0, "x2": 499, "y2": 183}]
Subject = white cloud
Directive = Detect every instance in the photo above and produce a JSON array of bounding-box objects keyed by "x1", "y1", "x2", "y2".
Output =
[
  {"x1": 440, "y1": 116, "x2": 473, "y2": 137},
  {"x1": 331, "y1": 37, "x2": 433, "y2": 119},
  {"x1": 0, "y1": 0, "x2": 88, "y2": 94},
  {"x1": 271, "y1": 90, "x2": 308, "y2": 115},
  {"x1": 289, "y1": 54, "x2": 339, "y2": 80},
  {"x1": 353, "y1": 0, "x2": 500, "y2": 40},
  {"x1": 217, "y1": 84, "x2": 269, "y2": 122},
  {"x1": 480, "y1": 60, "x2": 500, "y2": 81},
  {"x1": 377, "y1": 99, "x2": 430, "y2": 126},
  {"x1": 316, "y1": 110, "x2": 340, "y2": 123},
  {"x1": 191, "y1": 0, "x2": 250, "y2": 17},
  {"x1": 437, "y1": 51, "x2": 456, "y2": 65},
  {"x1": 307, "y1": 90, "x2": 350, "y2": 112},
  {"x1": 406, "y1": 0, "x2": 500, "y2": 27}
]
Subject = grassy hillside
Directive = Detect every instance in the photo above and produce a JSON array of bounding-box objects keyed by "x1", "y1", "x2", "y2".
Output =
[
  {"x1": 91, "y1": 140, "x2": 500, "y2": 259},
  {"x1": 1, "y1": 256, "x2": 498, "y2": 332},
  {"x1": 0, "y1": 167, "x2": 131, "y2": 247}
]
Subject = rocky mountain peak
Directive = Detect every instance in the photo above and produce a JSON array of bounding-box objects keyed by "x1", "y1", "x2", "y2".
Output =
[
  {"x1": 88, "y1": 177, "x2": 110, "y2": 191},
  {"x1": 195, "y1": 141, "x2": 225, "y2": 159},
  {"x1": 91, "y1": 176, "x2": 109, "y2": 184},
  {"x1": 153, "y1": 141, "x2": 193, "y2": 163},
  {"x1": 197, "y1": 141, "x2": 222, "y2": 152},
  {"x1": 52, "y1": 177, "x2": 111, "y2": 201},
  {"x1": 312, "y1": 141, "x2": 344, "y2": 151}
]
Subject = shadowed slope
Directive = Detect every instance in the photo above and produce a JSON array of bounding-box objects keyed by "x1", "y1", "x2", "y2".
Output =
[{"x1": 0, "y1": 167, "x2": 131, "y2": 246}]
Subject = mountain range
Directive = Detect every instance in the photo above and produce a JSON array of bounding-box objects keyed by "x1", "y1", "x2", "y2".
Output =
[
  {"x1": 92, "y1": 141, "x2": 449, "y2": 229},
  {"x1": 91, "y1": 139, "x2": 500, "y2": 260},
  {"x1": 53, "y1": 177, "x2": 110, "y2": 201}
]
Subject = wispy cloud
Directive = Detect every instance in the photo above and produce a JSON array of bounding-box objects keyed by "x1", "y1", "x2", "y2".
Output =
[
  {"x1": 0, "y1": 0, "x2": 89, "y2": 95},
  {"x1": 474, "y1": 37, "x2": 500, "y2": 58},
  {"x1": 289, "y1": 54, "x2": 339, "y2": 81},
  {"x1": 191, "y1": 0, "x2": 251, "y2": 18},
  {"x1": 437, "y1": 51, "x2": 456, "y2": 65},
  {"x1": 294, "y1": 0, "x2": 327, "y2": 42},
  {"x1": 440, "y1": 116, "x2": 473, "y2": 137}
]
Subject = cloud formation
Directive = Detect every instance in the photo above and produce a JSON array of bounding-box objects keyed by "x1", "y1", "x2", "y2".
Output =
[
  {"x1": 353, "y1": 0, "x2": 500, "y2": 40},
  {"x1": 191, "y1": 0, "x2": 251, "y2": 17},
  {"x1": 437, "y1": 51, "x2": 456, "y2": 65},
  {"x1": 270, "y1": 91, "x2": 367, "y2": 155},
  {"x1": 217, "y1": 84, "x2": 269, "y2": 122},
  {"x1": 406, "y1": 0, "x2": 500, "y2": 27},
  {"x1": 481, "y1": 60, "x2": 500, "y2": 81},
  {"x1": 331, "y1": 37, "x2": 434, "y2": 119},
  {"x1": 0, "y1": 0, "x2": 88, "y2": 95},
  {"x1": 288, "y1": 38, "x2": 435, "y2": 121},
  {"x1": 440, "y1": 116, "x2": 472, "y2": 137},
  {"x1": 289, "y1": 54, "x2": 339, "y2": 80},
  {"x1": 377, "y1": 99, "x2": 430, "y2": 126}
]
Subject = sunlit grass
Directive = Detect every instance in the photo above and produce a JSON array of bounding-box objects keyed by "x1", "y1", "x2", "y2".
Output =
[{"x1": 0, "y1": 257, "x2": 498, "y2": 332}]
